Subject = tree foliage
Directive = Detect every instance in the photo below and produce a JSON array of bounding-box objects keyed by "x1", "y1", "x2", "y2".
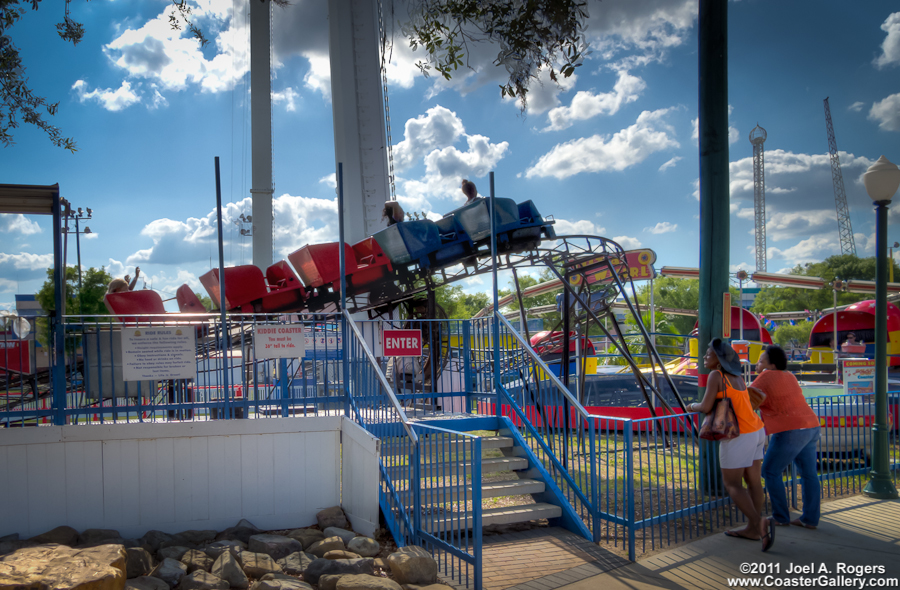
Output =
[
  {"x1": 34, "y1": 265, "x2": 113, "y2": 345},
  {"x1": 434, "y1": 283, "x2": 490, "y2": 319},
  {"x1": 499, "y1": 268, "x2": 560, "y2": 326},
  {"x1": 403, "y1": 0, "x2": 590, "y2": 110},
  {"x1": 772, "y1": 321, "x2": 814, "y2": 350},
  {"x1": 750, "y1": 254, "x2": 898, "y2": 315}
]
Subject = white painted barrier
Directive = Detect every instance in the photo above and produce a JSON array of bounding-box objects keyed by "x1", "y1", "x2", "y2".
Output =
[{"x1": 0, "y1": 416, "x2": 379, "y2": 540}]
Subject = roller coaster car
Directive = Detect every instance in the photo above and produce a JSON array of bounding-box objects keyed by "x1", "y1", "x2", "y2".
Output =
[
  {"x1": 199, "y1": 264, "x2": 306, "y2": 313},
  {"x1": 530, "y1": 330, "x2": 595, "y2": 363},
  {"x1": 176, "y1": 284, "x2": 206, "y2": 313},
  {"x1": 104, "y1": 290, "x2": 168, "y2": 323},
  {"x1": 289, "y1": 242, "x2": 357, "y2": 291},
  {"x1": 432, "y1": 216, "x2": 474, "y2": 268},
  {"x1": 373, "y1": 220, "x2": 441, "y2": 268},
  {"x1": 349, "y1": 238, "x2": 394, "y2": 293},
  {"x1": 452, "y1": 197, "x2": 520, "y2": 244}
]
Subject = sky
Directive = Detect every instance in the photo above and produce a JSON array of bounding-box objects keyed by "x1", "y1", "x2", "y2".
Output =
[{"x1": 2, "y1": 0, "x2": 899, "y2": 313}]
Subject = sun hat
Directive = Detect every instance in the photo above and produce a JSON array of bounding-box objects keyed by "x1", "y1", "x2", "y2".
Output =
[{"x1": 710, "y1": 338, "x2": 743, "y2": 376}]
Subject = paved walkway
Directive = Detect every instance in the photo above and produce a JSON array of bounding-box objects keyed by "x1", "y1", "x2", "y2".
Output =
[{"x1": 477, "y1": 495, "x2": 900, "y2": 590}]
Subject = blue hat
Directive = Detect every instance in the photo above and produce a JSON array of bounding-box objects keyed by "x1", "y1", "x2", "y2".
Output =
[{"x1": 710, "y1": 338, "x2": 742, "y2": 376}]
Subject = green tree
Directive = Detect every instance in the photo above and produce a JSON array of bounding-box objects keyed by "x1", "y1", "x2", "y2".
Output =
[
  {"x1": 634, "y1": 277, "x2": 700, "y2": 336},
  {"x1": 771, "y1": 321, "x2": 814, "y2": 350},
  {"x1": 34, "y1": 265, "x2": 113, "y2": 345},
  {"x1": 434, "y1": 284, "x2": 490, "y2": 319},
  {"x1": 194, "y1": 291, "x2": 212, "y2": 311},
  {"x1": 499, "y1": 268, "x2": 560, "y2": 327}
]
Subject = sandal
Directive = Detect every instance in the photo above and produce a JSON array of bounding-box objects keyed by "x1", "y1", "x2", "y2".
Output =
[
  {"x1": 761, "y1": 519, "x2": 776, "y2": 553},
  {"x1": 724, "y1": 530, "x2": 759, "y2": 540},
  {"x1": 791, "y1": 519, "x2": 817, "y2": 530},
  {"x1": 772, "y1": 521, "x2": 791, "y2": 527}
]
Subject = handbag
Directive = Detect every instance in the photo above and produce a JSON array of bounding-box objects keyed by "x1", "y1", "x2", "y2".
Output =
[
  {"x1": 747, "y1": 386, "x2": 766, "y2": 411},
  {"x1": 699, "y1": 373, "x2": 741, "y2": 441}
]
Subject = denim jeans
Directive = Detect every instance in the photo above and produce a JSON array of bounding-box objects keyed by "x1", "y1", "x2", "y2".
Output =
[{"x1": 761, "y1": 427, "x2": 821, "y2": 526}]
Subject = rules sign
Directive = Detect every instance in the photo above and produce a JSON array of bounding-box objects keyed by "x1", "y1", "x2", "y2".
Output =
[{"x1": 383, "y1": 329, "x2": 422, "y2": 357}]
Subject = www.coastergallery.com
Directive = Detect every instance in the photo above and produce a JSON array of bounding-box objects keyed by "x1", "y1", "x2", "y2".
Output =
[{"x1": 727, "y1": 576, "x2": 898, "y2": 588}]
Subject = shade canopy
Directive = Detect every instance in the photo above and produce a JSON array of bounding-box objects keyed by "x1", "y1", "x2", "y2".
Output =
[{"x1": 0, "y1": 184, "x2": 60, "y2": 215}]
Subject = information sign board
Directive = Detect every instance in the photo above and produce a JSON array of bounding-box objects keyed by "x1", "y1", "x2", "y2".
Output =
[
  {"x1": 121, "y1": 327, "x2": 197, "y2": 381},
  {"x1": 843, "y1": 359, "x2": 875, "y2": 395},
  {"x1": 255, "y1": 325, "x2": 306, "y2": 359}
]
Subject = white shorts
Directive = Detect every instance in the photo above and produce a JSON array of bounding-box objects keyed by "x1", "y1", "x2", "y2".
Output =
[{"x1": 719, "y1": 428, "x2": 766, "y2": 469}]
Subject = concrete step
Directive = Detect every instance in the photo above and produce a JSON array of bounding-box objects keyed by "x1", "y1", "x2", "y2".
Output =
[
  {"x1": 381, "y1": 436, "x2": 514, "y2": 457},
  {"x1": 399, "y1": 478, "x2": 547, "y2": 504},
  {"x1": 385, "y1": 456, "x2": 528, "y2": 480},
  {"x1": 426, "y1": 503, "x2": 563, "y2": 530}
]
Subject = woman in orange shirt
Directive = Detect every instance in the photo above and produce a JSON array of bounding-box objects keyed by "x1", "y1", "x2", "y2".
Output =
[
  {"x1": 689, "y1": 338, "x2": 774, "y2": 552},
  {"x1": 752, "y1": 345, "x2": 821, "y2": 529}
]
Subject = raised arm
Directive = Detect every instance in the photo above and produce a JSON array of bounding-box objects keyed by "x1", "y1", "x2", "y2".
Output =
[{"x1": 690, "y1": 369, "x2": 723, "y2": 414}]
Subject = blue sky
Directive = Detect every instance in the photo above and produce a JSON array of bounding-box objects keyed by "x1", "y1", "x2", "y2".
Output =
[{"x1": 2, "y1": 0, "x2": 899, "y2": 312}]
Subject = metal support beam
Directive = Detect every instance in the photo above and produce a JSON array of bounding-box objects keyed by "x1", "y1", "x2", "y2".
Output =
[{"x1": 251, "y1": 0, "x2": 274, "y2": 270}]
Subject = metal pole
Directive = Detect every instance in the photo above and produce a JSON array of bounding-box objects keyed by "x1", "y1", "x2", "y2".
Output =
[
  {"x1": 650, "y1": 278, "x2": 656, "y2": 390},
  {"x1": 338, "y1": 163, "x2": 350, "y2": 418},
  {"x1": 215, "y1": 157, "x2": 230, "y2": 418},
  {"x1": 739, "y1": 278, "x2": 743, "y2": 340},
  {"x1": 863, "y1": 201, "x2": 899, "y2": 498},
  {"x1": 51, "y1": 193, "x2": 67, "y2": 425},
  {"x1": 75, "y1": 216, "x2": 83, "y2": 313},
  {"x1": 833, "y1": 283, "x2": 839, "y2": 384},
  {"x1": 490, "y1": 172, "x2": 500, "y2": 420}
]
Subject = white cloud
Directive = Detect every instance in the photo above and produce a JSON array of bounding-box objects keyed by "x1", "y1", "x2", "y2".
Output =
[
  {"x1": 848, "y1": 101, "x2": 865, "y2": 112},
  {"x1": 658, "y1": 156, "x2": 681, "y2": 171},
  {"x1": 612, "y1": 235, "x2": 642, "y2": 250},
  {"x1": 525, "y1": 109, "x2": 679, "y2": 179},
  {"x1": 272, "y1": 87, "x2": 299, "y2": 112},
  {"x1": 393, "y1": 106, "x2": 466, "y2": 172},
  {"x1": 554, "y1": 219, "x2": 607, "y2": 236},
  {"x1": 766, "y1": 209, "x2": 838, "y2": 241},
  {"x1": 514, "y1": 68, "x2": 579, "y2": 115},
  {"x1": 3, "y1": 214, "x2": 41, "y2": 235},
  {"x1": 874, "y1": 12, "x2": 900, "y2": 69},
  {"x1": 691, "y1": 105, "x2": 739, "y2": 145},
  {"x1": 768, "y1": 236, "x2": 840, "y2": 264},
  {"x1": 0, "y1": 253, "x2": 54, "y2": 271},
  {"x1": 72, "y1": 80, "x2": 141, "y2": 111},
  {"x1": 319, "y1": 173, "x2": 337, "y2": 189},
  {"x1": 302, "y1": 53, "x2": 332, "y2": 99},
  {"x1": 543, "y1": 70, "x2": 646, "y2": 131},
  {"x1": 644, "y1": 221, "x2": 677, "y2": 234},
  {"x1": 868, "y1": 93, "x2": 900, "y2": 131}
]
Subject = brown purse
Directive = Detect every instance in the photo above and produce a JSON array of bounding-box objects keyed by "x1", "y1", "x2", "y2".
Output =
[
  {"x1": 747, "y1": 386, "x2": 766, "y2": 411},
  {"x1": 699, "y1": 373, "x2": 741, "y2": 441}
]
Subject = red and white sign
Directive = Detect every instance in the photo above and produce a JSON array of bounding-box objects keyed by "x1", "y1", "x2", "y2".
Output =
[{"x1": 383, "y1": 329, "x2": 422, "y2": 357}]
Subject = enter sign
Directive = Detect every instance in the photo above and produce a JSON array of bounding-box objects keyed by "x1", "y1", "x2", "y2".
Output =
[{"x1": 383, "y1": 329, "x2": 423, "y2": 357}]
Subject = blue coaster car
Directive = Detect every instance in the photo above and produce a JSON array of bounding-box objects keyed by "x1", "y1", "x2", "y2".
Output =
[
  {"x1": 373, "y1": 220, "x2": 441, "y2": 268},
  {"x1": 451, "y1": 197, "x2": 520, "y2": 244},
  {"x1": 432, "y1": 216, "x2": 474, "y2": 268}
]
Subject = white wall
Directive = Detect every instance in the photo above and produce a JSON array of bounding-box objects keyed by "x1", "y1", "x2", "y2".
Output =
[{"x1": 0, "y1": 417, "x2": 378, "y2": 540}]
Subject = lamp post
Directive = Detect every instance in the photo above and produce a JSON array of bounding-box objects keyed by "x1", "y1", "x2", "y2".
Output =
[
  {"x1": 832, "y1": 278, "x2": 845, "y2": 381},
  {"x1": 862, "y1": 155, "x2": 900, "y2": 499},
  {"x1": 736, "y1": 270, "x2": 749, "y2": 340},
  {"x1": 63, "y1": 206, "x2": 92, "y2": 312}
]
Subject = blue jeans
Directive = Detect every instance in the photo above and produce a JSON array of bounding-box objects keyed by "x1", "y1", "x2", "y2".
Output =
[{"x1": 761, "y1": 427, "x2": 821, "y2": 526}]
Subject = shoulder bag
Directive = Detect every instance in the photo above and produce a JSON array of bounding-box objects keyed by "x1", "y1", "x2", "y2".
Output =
[{"x1": 699, "y1": 372, "x2": 741, "y2": 441}]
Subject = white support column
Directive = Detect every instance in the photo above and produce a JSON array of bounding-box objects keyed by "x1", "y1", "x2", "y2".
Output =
[
  {"x1": 251, "y1": 0, "x2": 274, "y2": 270},
  {"x1": 329, "y1": 0, "x2": 390, "y2": 245}
]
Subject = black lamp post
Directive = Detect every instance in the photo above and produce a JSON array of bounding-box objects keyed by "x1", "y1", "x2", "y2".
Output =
[{"x1": 862, "y1": 156, "x2": 900, "y2": 499}]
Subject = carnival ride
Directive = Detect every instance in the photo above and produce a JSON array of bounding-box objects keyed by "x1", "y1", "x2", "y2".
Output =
[{"x1": 808, "y1": 300, "x2": 900, "y2": 366}]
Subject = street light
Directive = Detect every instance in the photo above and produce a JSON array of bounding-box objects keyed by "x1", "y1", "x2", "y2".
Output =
[
  {"x1": 862, "y1": 155, "x2": 900, "y2": 499},
  {"x1": 62, "y1": 205, "x2": 93, "y2": 313}
]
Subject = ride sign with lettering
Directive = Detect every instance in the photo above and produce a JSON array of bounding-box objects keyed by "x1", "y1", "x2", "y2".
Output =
[{"x1": 383, "y1": 329, "x2": 423, "y2": 357}]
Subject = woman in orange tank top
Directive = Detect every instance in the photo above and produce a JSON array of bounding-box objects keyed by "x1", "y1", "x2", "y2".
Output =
[{"x1": 689, "y1": 338, "x2": 774, "y2": 552}]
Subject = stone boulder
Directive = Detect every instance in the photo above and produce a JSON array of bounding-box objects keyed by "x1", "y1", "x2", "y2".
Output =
[
  {"x1": 80, "y1": 529, "x2": 122, "y2": 545},
  {"x1": 159, "y1": 546, "x2": 191, "y2": 562},
  {"x1": 322, "y1": 528, "x2": 357, "y2": 545},
  {"x1": 275, "y1": 551, "x2": 315, "y2": 576},
  {"x1": 0, "y1": 535, "x2": 17, "y2": 543},
  {"x1": 0, "y1": 544, "x2": 127, "y2": 590},
  {"x1": 215, "y1": 520, "x2": 260, "y2": 545},
  {"x1": 176, "y1": 570, "x2": 229, "y2": 590},
  {"x1": 303, "y1": 558, "x2": 375, "y2": 585},
  {"x1": 324, "y1": 551, "x2": 361, "y2": 560},
  {"x1": 211, "y1": 551, "x2": 248, "y2": 589},
  {"x1": 386, "y1": 547, "x2": 437, "y2": 585},
  {"x1": 248, "y1": 534, "x2": 303, "y2": 561},
  {"x1": 240, "y1": 552, "x2": 282, "y2": 578},
  {"x1": 177, "y1": 531, "x2": 218, "y2": 547},
  {"x1": 347, "y1": 538, "x2": 380, "y2": 558},
  {"x1": 204, "y1": 540, "x2": 246, "y2": 561},
  {"x1": 285, "y1": 529, "x2": 324, "y2": 550},
  {"x1": 319, "y1": 574, "x2": 343, "y2": 590},
  {"x1": 141, "y1": 530, "x2": 175, "y2": 554},
  {"x1": 181, "y1": 549, "x2": 214, "y2": 573},
  {"x1": 316, "y1": 506, "x2": 350, "y2": 531},
  {"x1": 308, "y1": 537, "x2": 345, "y2": 558},
  {"x1": 336, "y1": 574, "x2": 403, "y2": 590},
  {"x1": 249, "y1": 573, "x2": 314, "y2": 590},
  {"x1": 0, "y1": 540, "x2": 36, "y2": 558},
  {"x1": 28, "y1": 525, "x2": 80, "y2": 546},
  {"x1": 149, "y1": 557, "x2": 188, "y2": 587},
  {"x1": 126, "y1": 546, "x2": 154, "y2": 578},
  {"x1": 127, "y1": 576, "x2": 170, "y2": 590}
]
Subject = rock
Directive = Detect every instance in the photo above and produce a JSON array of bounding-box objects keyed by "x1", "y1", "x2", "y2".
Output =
[
  {"x1": 316, "y1": 506, "x2": 350, "y2": 530},
  {"x1": 0, "y1": 540, "x2": 36, "y2": 557},
  {"x1": 159, "y1": 546, "x2": 191, "y2": 562},
  {"x1": 182, "y1": 549, "x2": 214, "y2": 573},
  {"x1": 0, "y1": 544, "x2": 127, "y2": 590},
  {"x1": 319, "y1": 574, "x2": 343, "y2": 590},
  {"x1": 248, "y1": 534, "x2": 303, "y2": 561},
  {"x1": 211, "y1": 551, "x2": 248, "y2": 589},
  {"x1": 303, "y1": 558, "x2": 375, "y2": 585},
  {"x1": 149, "y1": 557, "x2": 188, "y2": 587},
  {"x1": 177, "y1": 530, "x2": 218, "y2": 547},
  {"x1": 409, "y1": 585, "x2": 454, "y2": 590},
  {"x1": 204, "y1": 540, "x2": 246, "y2": 560},
  {"x1": 216, "y1": 522, "x2": 260, "y2": 545},
  {"x1": 142, "y1": 531, "x2": 175, "y2": 554},
  {"x1": 127, "y1": 576, "x2": 171, "y2": 590},
  {"x1": 372, "y1": 559, "x2": 388, "y2": 570},
  {"x1": 336, "y1": 574, "x2": 403, "y2": 590},
  {"x1": 347, "y1": 537, "x2": 380, "y2": 558},
  {"x1": 322, "y1": 528, "x2": 357, "y2": 545},
  {"x1": 275, "y1": 551, "x2": 316, "y2": 576},
  {"x1": 0, "y1": 534, "x2": 18, "y2": 543},
  {"x1": 386, "y1": 547, "x2": 437, "y2": 585},
  {"x1": 285, "y1": 529, "x2": 324, "y2": 550},
  {"x1": 161, "y1": 537, "x2": 198, "y2": 551},
  {"x1": 126, "y1": 547, "x2": 154, "y2": 578},
  {"x1": 81, "y1": 537, "x2": 135, "y2": 549},
  {"x1": 308, "y1": 537, "x2": 345, "y2": 558},
  {"x1": 235, "y1": 519, "x2": 260, "y2": 533},
  {"x1": 240, "y1": 551, "x2": 282, "y2": 578},
  {"x1": 81, "y1": 528, "x2": 122, "y2": 545},
  {"x1": 250, "y1": 574, "x2": 312, "y2": 590},
  {"x1": 28, "y1": 525, "x2": 80, "y2": 546},
  {"x1": 176, "y1": 570, "x2": 229, "y2": 590},
  {"x1": 324, "y1": 550, "x2": 361, "y2": 560}
]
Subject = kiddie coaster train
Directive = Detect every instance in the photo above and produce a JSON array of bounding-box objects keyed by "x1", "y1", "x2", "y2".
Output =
[{"x1": 102, "y1": 194, "x2": 694, "y2": 422}]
